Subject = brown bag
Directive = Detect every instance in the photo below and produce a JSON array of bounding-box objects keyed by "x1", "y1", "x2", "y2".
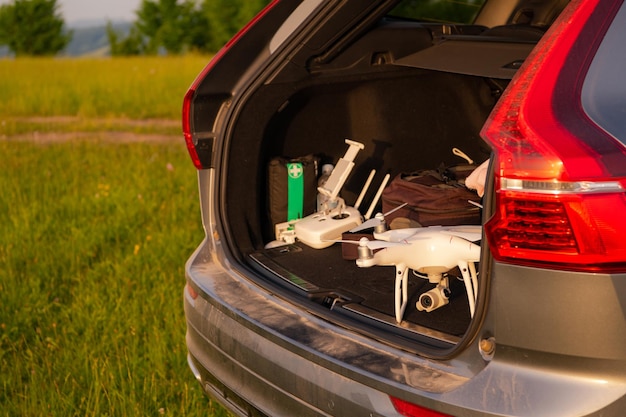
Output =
[{"x1": 382, "y1": 169, "x2": 482, "y2": 227}]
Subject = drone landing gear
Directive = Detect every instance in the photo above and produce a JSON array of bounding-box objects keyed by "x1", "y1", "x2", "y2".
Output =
[
  {"x1": 394, "y1": 264, "x2": 409, "y2": 324},
  {"x1": 458, "y1": 260, "x2": 478, "y2": 317}
]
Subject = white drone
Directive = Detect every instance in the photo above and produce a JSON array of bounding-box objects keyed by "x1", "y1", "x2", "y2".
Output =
[{"x1": 343, "y1": 223, "x2": 481, "y2": 323}]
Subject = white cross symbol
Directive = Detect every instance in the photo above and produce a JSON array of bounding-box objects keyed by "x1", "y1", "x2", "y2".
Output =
[{"x1": 288, "y1": 163, "x2": 303, "y2": 179}]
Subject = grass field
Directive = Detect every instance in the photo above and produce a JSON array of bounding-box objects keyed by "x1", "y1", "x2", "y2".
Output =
[
  {"x1": 0, "y1": 57, "x2": 230, "y2": 416},
  {"x1": 0, "y1": 55, "x2": 209, "y2": 120}
]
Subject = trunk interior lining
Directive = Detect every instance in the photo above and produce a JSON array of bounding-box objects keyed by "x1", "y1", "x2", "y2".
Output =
[
  {"x1": 224, "y1": 42, "x2": 504, "y2": 339},
  {"x1": 225, "y1": 69, "x2": 496, "y2": 251}
]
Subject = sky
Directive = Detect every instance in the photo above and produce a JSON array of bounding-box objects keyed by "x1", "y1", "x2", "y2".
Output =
[
  {"x1": 0, "y1": 0, "x2": 142, "y2": 24},
  {"x1": 58, "y1": 0, "x2": 142, "y2": 23}
]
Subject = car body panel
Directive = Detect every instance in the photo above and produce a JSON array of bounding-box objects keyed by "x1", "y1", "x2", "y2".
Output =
[{"x1": 183, "y1": 0, "x2": 626, "y2": 415}]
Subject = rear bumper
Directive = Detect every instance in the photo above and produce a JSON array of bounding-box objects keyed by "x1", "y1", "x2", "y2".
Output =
[
  {"x1": 185, "y1": 294, "x2": 403, "y2": 417},
  {"x1": 183, "y1": 244, "x2": 471, "y2": 417},
  {"x1": 184, "y1": 243, "x2": 626, "y2": 417}
]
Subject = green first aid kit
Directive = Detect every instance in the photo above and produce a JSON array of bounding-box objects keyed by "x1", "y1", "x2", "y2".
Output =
[{"x1": 267, "y1": 155, "x2": 319, "y2": 230}]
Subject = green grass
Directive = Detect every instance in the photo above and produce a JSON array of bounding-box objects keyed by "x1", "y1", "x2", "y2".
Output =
[
  {"x1": 0, "y1": 56, "x2": 210, "y2": 119},
  {"x1": 0, "y1": 54, "x2": 234, "y2": 415},
  {"x1": 0, "y1": 139, "x2": 230, "y2": 416}
]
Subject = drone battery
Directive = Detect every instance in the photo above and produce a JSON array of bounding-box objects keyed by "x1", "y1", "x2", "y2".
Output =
[{"x1": 267, "y1": 155, "x2": 319, "y2": 235}]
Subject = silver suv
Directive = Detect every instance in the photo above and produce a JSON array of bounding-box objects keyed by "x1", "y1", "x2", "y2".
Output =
[{"x1": 182, "y1": 0, "x2": 626, "y2": 415}]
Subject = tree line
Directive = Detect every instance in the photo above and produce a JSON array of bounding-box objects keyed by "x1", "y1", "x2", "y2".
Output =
[
  {"x1": 0, "y1": 0, "x2": 271, "y2": 56},
  {"x1": 0, "y1": 0, "x2": 484, "y2": 57},
  {"x1": 107, "y1": 0, "x2": 272, "y2": 55}
]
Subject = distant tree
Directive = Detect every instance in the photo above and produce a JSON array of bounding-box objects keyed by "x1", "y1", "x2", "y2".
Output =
[
  {"x1": 108, "y1": 0, "x2": 270, "y2": 55},
  {"x1": 106, "y1": 22, "x2": 144, "y2": 56},
  {"x1": 0, "y1": 0, "x2": 71, "y2": 56},
  {"x1": 135, "y1": 0, "x2": 177, "y2": 54},
  {"x1": 109, "y1": 0, "x2": 210, "y2": 55},
  {"x1": 200, "y1": 0, "x2": 270, "y2": 51},
  {"x1": 178, "y1": 2, "x2": 211, "y2": 53}
]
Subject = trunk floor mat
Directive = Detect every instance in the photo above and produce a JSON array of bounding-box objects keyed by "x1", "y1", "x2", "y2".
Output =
[{"x1": 253, "y1": 242, "x2": 472, "y2": 336}]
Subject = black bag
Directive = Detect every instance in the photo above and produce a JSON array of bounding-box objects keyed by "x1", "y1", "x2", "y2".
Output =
[
  {"x1": 267, "y1": 155, "x2": 319, "y2": 230},
  {"x1": 382, "y1": 166, "x2": 481, "y2": 227}
]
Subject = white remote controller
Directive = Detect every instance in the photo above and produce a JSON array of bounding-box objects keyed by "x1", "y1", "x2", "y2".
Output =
[{"x1": 294, "y1": 206, "x2": 363, "y2": 249}]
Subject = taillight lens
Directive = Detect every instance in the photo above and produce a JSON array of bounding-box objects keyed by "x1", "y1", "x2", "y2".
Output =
[
  {"x1": 390, "y1": 396, "x2": 453, "y2": 417},
  {"x1": 182, "y1": 88, "x2": 203, "y2": 169},
  {"x1": 481, "y1": 0, "x2": 626, "y2": 272},
  {"x1": 182, "y1": 0, "x2": 280, "y2": 169}
]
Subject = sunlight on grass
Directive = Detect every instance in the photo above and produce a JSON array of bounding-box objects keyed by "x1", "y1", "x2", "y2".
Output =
[
  {"x1": 0, "y1": 54, "x2": 232, "y2": 416},
  {"x1": 0, "y1": 140, "x2": 229, "y2": 416},
  {"x1": 0, "y1": 55, "x2": 211, "y2": 119}
]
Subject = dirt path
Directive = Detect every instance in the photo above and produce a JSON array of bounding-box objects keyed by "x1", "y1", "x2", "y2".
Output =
[
  {"x1": 1, "y1": 116, "x2": 182, "y2": 144},
  {"x1": 3, "y1": 131, "x2": 182, "y2": 144},
  {"x1": 8, "y1": 116, "x2": 180, "y2": 127}
]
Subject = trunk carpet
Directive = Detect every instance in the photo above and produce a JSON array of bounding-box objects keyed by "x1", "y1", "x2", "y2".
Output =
[{"x1": 257, "y1": 242, "x2": 472, "y2": 336}]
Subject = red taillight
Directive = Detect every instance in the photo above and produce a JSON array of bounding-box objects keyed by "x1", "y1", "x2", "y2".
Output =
[
  {"x1": 481, "y1": 0, "x2": 626, "y2": 272},
  {"x1": 182, "y1": 0, "x2": 281, "y2": 169},
  {"x1": 486, "y1": 187, "x2": 626, "y2": 270},
  {"x1": 390, "y1": 396, "x2": 453, "y2": 417},
  {"x1": 182, "y1": 88, "x2": 203, "y2": 169}
]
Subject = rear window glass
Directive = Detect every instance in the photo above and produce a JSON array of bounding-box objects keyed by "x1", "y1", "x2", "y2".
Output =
[{"x1": 389, "y1": 0, "x2": 486, "y2": 24}]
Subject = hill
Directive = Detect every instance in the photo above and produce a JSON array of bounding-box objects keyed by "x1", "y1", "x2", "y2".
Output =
[{"x1": 64, "y1": 21, "x2": 132, "y2": 57}]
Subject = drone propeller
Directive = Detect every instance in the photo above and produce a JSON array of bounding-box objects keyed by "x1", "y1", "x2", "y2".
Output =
[
  {"x1": 330, "y1": 237, "x2": 406, "y2": 250},
  {"x1": 349, "y1": 212, "x2": 385, "y2": 233},
  {"x1": 349, "y1": 202, "x2": 408, "y2": 233},
  {"x1": 435, "y1": 225, "x2": 482, "y2": 242},
  {"x1": 375, "y1": 225, "x2": 482, "y2": 243}
]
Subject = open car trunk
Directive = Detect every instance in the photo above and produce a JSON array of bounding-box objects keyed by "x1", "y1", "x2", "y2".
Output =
[{"x1": 220, "y1": 16, "x2": 538, "y2": 350}]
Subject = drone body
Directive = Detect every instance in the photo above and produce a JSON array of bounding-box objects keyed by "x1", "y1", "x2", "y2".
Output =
[
  {"x1": 358, "y1": 229, "x2": 480, "y2": 273},
  {"x1": 352, "y1": 225, "x2": 481, "y2": 323}
]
